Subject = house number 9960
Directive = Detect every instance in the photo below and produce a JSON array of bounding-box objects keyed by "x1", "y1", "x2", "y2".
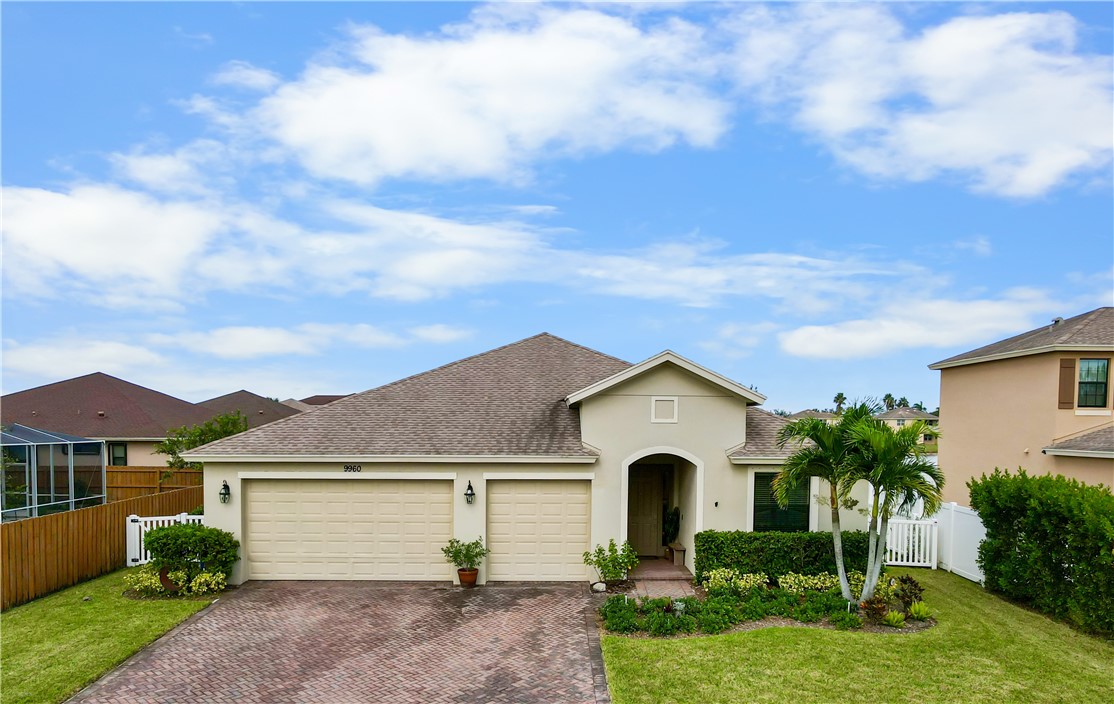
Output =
[{"x1": 343, "y1": 465, "x2": 362, "y2": 472}]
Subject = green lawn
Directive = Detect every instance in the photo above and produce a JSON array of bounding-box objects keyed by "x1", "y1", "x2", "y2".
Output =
[
  {"x1": 1, "y1": 569, "x2": 213, "y2": 704},
  {"x1": 603, "y1": 568, "x2": 1114, "y2": 704}
]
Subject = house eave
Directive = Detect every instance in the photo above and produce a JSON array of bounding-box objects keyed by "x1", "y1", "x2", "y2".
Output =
[
  {"x1": 728, "y1": 456, "x2": 786, "y2": 465},
  {"x1": 1041, "y1": 448, "x2": 1114, "y2": 459},
  {"x1": 180, "y1": 453, "x2": 601, "y2": 464},
  {"x1": 566, "y1": 350, "x2": 766, "y2": 406},
  {"x1": 928, "y1": 344, "x2": 1114, "y2": 370}
]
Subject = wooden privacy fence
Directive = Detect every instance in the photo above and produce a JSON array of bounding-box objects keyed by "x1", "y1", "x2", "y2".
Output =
[
  {"x1": 0, "y1": 486, "x2": 203, "y2": 610},
  {"x1": 106, "y1": 466, "x2": 203, "y2": 502}
]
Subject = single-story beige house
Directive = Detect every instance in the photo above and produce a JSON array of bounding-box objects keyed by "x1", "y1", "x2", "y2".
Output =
[{"x1": 186, "y1": 334, "x2": 869, "y2": 585}]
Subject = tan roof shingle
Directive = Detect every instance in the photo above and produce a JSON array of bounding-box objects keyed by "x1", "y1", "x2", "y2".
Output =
[{"x1": 189, "y1": 333, "x2": 631, "y2": 458}]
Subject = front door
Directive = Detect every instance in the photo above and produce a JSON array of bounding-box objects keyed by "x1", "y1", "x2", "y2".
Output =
[{"x1": 628, "y1": 465, "x2": 665, "y2": 557}]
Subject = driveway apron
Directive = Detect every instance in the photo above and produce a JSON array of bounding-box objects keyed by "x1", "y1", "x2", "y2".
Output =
[{"x1": 68, "y1": 581, "x2": 609, "y2": 704}]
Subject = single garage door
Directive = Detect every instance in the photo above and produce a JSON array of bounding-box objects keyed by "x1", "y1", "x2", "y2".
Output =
[
  {"x1": 246, "y1": 479, "x2": 452, "y2": 580},
  {"x1": 486, "y1": 480, "x2": 590, "y2": 581}
]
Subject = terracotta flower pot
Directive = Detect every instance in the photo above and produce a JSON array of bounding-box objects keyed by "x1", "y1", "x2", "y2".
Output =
[
  {"x1": 157, "y1": 566, "x2": 182, "y2": 593},
  {"x1": 458, "y1": 567, "x2": 479, "y2": 588}
]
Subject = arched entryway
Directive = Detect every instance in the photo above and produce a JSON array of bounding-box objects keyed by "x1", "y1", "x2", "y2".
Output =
[{"x1": 621, "y1": 447, "x2": 703, "y2": 572}]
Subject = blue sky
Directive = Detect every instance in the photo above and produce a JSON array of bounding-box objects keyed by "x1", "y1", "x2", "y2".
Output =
[{"x1": 3, "y1": 2, "x2": 1112, "y2": 413}]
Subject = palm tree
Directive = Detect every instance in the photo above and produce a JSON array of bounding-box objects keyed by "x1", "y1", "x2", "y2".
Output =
[
  {"x1": 882, "y1": 393, "x2": 896, "y2": 411},
  {"x1": 848, "y1": 419, "x2": 945, "y2": 600},
  {"x1": 774, "y1": 403, "x2": 878, "y2": 601},
  {"x1": 832, "y1": 392, "x2": 847, "y2": 413}
]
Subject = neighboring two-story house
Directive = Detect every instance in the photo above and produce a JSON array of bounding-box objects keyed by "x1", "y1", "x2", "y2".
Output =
[
  {"x1": 929, "y1": 307, "x2": 1114, "y2": 505},
  {"x1": 875, "y1": 407, "x2": 939, "y2": 445}
]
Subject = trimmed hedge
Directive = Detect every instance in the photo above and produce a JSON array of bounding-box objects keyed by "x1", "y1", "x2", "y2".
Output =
[
  {"x1": 969, "y1": 469, "x2": 1114, "y2": 636},
  {"x1": 694, "y1": 530, "x2": 870, "y2": 581},
  {"x1": 144, "y1": 523, "x2": 240, "y2": 579}
]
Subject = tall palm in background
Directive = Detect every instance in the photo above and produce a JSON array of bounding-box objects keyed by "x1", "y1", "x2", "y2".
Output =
[
  {"x1": 850, "y1": 419, "x2": 945, "y2": 600},
  {"x1": 832, "y1": 392, "x2": 847, "y2": 413},
  {"x1": 774, "y1": 403, "x2": 877, "y2": 601}
]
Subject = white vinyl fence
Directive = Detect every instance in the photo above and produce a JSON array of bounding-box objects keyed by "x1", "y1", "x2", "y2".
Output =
[
  {"x1": 934, "y1": 502, "x2": 985, "y2": 583},
  {"x1": 884, "y1": 518, "x2": 938, "y2": 568},
  {"x1": 126, "y1": 513, "x2": 205, "y2": 566}
]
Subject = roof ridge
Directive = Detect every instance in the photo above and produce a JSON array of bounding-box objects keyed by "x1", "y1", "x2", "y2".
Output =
[{"x1": 1057, "y1": 307, "x2": 1106, "y2": 343}]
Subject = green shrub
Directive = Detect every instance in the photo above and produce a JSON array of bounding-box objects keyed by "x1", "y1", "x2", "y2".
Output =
[
  {"x1": 778, "y1": 572, "x2": 840, "y2": 594},
  {"x1": 895, "y1": 575, "x2": 925, "y2": 610},
  {"x1": 847, "y1": 571, "x2": 896, "y2": 602},
  {"x1": 583, "y1": 539, "x2": 639, "y2": 582},
  {"x1": 694, "y1": 530, "x2": 870, "y2": 580},
  {"x1": 600, "y1": 595, "x2": 641, "y2": 633},
  {"x1": 969, "y1": 469, "x2": 1114, "y2": 636},
  {"x1": 441, "y1": 536, "x2": 490, "y2": 569},
  {"x1": 881, "y1": 610, "x2": 906, "y2": 628},
  {"x1": 143, "y1": 523, "x2": 240, "y2": 580},
  {"x1": 188, "y1": 505, "x2": 204, "y2": 516},
  {"x1": 643, "y1": 610, "x2": 697, "y2": 637},
  {"x1": 907, "y1": 601, "x2": 931, "y2": 621},
  {"x1": 189, "y1": 571, "x2": 227, "y2": 595},
  {"x1": 697, "y1": 596, "x2": 742, "y2": 633},
  {"x1": 830, "y1": 610, "x2": 863, "y2": 630},
  {"x1": 739, "y1": 596, "x2": 769, "y2": 621},
  {"x1": 701, "y1": 568, "x2": 767, "y2": 596},
  {"x1": 123, "y1": 565, "x2": 166, "y2": 596}
]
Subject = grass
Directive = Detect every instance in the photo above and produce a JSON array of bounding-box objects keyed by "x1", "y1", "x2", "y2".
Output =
[
  {"x1": 1, "y1": 569, "x2": 214, "y2": 704},
  {"x1": 603, "y1": 568, "x2": 1114, "y2": 704}
]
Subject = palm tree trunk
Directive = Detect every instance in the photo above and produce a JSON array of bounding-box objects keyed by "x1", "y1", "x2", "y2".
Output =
[
  {"x1": 862, "y1": 513, "x2": 891, "y2": 600},
  {"x1": 829, "y1": 484, "x2": 853, "y2": 601},
  {"x1": 861, "y1": 488, "x2": 881, "y2": 601}
]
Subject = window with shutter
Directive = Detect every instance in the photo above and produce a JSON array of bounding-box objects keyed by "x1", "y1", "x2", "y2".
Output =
[{"x1": 753, "y1": 472, "x2": 809, "y2": 532}]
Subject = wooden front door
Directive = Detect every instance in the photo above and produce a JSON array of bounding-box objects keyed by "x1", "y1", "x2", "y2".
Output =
[{"x1": 628, "y1": 465, "x2": 665, "y2": 557}]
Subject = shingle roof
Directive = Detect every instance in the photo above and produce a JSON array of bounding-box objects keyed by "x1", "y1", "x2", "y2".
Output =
[
  {"x1": 930, "y1": 307, "x2": 1114, "y2": 369},
  {"x1": 789, "y1": 409, "x2": 835, "y2": 420},
  {"x1": 876, "y1": 407, "x2": 939, "y2": 421},
  {"x1": 729, "y1": 408, "x2": 797, "y2": 459},
  {"x1": 199, "y1": 390, "x2": 302, "y2": 428},
  {"x1": 1044, "y1": 424, "x2": 1114, "y2": 454},
  {"x1": 300, "y1": 394, "x2": 351, "y2": 406},
  {"x1": 188, "y1": 334, "x2": 632, "y2": 458},
  {"x1": 1, "y1": 373, "x2": 214, "y2": 439}
]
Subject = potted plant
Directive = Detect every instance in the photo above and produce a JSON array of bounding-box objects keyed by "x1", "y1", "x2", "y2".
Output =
[
  {"x1": 441, "y1": 536, "x2": 490, "y2": 588},
  {"x1": 662, "y1": 506, "x2": 681, "y2": 560}
]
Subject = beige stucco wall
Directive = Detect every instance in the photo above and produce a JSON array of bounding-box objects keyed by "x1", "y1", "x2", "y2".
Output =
[
  {"x1": 203, "y1": 460, "x2": 593, "y2": 585},
  {"x1": 578, "y1": 362, "x2": 763, "y2": 574},
  {"x1": 937, "y1": 351, "x2": 1113, "y2": 505}
]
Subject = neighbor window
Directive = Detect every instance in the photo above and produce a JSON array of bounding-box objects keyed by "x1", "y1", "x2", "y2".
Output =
[
  {"x1": 896, "y1": 419, "x2": 905, "y2": 426},
  {"x1": 1078, "y1": 359, "x2": 1109, "y2": 408},
  {"x1": 108, "y1": 443, "x2": 127, "y2": 467},
  {"x1": 753, "y1": 472, "x2": 808, "y2": 532}
]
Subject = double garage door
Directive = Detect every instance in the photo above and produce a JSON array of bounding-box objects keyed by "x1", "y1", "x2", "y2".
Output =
[{"x1": 245, "y1": 478, "x2": 589, "y2": 581}]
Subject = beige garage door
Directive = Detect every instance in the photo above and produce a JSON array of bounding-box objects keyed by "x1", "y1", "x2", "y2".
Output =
[
  {"x1": 487, "y1": 480, "x2": 590, "y2": 581},
  {"x1": 245, "y1": 479, "x2": 452, "y2": 580}
]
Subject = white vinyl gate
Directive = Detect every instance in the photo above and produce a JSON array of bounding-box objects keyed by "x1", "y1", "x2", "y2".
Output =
[
  {"x1": 127, "y1": 513, "x2": 205, "y2": 565},
  {"x1": 884, "y1": 518, "x2": 938, "y2": 568}
]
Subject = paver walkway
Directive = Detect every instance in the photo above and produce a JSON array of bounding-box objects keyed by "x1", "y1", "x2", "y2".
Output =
[
  {"x1": 629, "y1": 557, "x2": 696, "y2": 598},
  {"x1": 68, "y1": 581, "x2": 609, "y2": 704}
]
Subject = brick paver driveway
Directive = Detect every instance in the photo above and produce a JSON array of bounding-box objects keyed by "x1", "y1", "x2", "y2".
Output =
[{"x1": 69, "y1": 582, "x2": 609, "y2": 704}]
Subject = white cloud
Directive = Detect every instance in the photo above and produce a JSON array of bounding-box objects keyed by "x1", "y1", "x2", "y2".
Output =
[
  {"x1": 210, "y1": 60, "x2": 280, "y2": 91},
  {"x1": 728, "y1": 6, "x2": 1113, "y2": 196},
  {"x1": 249, "y1": 7, "x2": 728, "y2": 185},
  {"x1": 110, "y1": 139, "x2": 229, "y2": 194},
  {"x1": 409, "y1": 324, "x2": 473, "y2": 344},
  {"x1": 699, "y1": 321, "x2": 780, "y2": 359},
  {"x1": 777, "y1": 289, "x2": 1058, "y2": 359},
  {"x1": 2, "y1": 340, "x2": 167, "y2": 380},
  {"x1": 954, "y1": 236, "x2": 992, "y2": 257}
]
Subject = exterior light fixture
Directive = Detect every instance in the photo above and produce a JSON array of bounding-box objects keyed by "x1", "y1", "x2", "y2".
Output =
[
  {"x1": 219, "y1": 480, "x2": 231, "y2": 504},
  {"x1": 464, "y1": 481, "x2": 476, "y2": 505}
]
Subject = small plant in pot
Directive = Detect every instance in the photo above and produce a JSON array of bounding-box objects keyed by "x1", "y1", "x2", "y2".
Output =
[{"x1": 442, "y1": 536, "x2": 490, "y2": 588}]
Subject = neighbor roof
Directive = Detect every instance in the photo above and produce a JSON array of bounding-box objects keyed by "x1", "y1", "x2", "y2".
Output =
[
  {"x1": 1043, "y1": 424, "x2": 1114, "y2": 458},
  {"x1": 1, "y1": 373, "x2": 214, "y2": 439},
  {"x1": 300, "y1": 394, "x2": 350, "y2": 406},
  {"x1": 930, "y1": 307, "x2": 1114, "y2": 369},
  {"x1": 729, "y1": 408, "x2": 798, "y2": 462},
  {"x1": 875, "y1": 407, "x2": 939, "y2": 421},
  {"x1": 199, "y1": 390, "x2": 302, "y2": 429},
  {"x1": 788, "y1": 409, "x2": 835, "y2": 420},
  {"x1": 186, "y1": 333, "x2": 632, "y2": 459}
]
